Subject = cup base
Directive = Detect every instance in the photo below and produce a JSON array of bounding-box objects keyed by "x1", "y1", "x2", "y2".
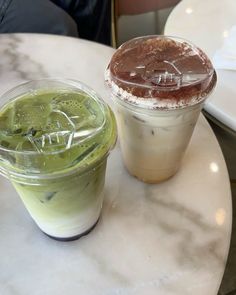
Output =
[
  {"x1": 126, "y1": 165, "x2": 177, "y2": 184},
  {"x1": 133, "y1": 173, "x2": 176, "y2": 184},
  {"x1": 42, "y1": 217, "x2": 100, "y2": 242}
]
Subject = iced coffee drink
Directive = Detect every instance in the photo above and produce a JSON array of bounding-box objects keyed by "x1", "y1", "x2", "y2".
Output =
[
  {"x1": 106, "y1": 36, "x2": 216, "y2": 183},
  {"x1": 0, "y1": 79, "x2": 116, "y2": 240}
]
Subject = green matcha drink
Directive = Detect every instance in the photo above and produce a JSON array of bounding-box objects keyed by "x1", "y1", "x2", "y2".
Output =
[{"x1": 0, "y1": 79, "x2": 116, "y2": 240}]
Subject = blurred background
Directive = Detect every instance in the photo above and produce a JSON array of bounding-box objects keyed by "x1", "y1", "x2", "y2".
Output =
[{"x1": 117, "y1": 7, "x2": 173, "y2": 45}]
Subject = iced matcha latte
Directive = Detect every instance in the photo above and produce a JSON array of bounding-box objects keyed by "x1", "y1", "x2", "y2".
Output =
[{"x1": 0, "y1": 79, "x2": 116, "y2": 240}]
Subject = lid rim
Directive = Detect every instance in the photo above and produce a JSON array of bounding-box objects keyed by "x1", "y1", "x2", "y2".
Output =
[
  {"x1": 107, "y1": 70, "x2": 217, "y2": 111},
  {"x1": 0, "y1": 152, "x2": 110, "y2": 182}
]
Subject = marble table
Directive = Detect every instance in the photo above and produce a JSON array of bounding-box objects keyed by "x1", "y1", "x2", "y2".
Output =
[
  {"x1": 165, "y1": 0, "x2": 236, "y2": 132},
  {"x1": 0, "y1": 34, "x2": 232, "y2": 295}
]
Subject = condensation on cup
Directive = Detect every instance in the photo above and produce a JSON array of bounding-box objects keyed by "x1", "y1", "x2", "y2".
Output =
[{"x1": 106, "y1": 35, "x2": 217, "y2": 183}]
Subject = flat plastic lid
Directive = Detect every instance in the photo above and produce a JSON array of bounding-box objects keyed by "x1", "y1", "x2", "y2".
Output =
[
  {"x1": 106, "y1": 36, "x2": 217, "y2": 109},
  {"x1": 0, "y1": 79, "x2": 116, "y2": 176}
]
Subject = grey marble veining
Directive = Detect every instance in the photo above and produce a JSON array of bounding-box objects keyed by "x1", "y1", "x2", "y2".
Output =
[
  {"x1": 0, "y1": 34, "x2": 48, "y2": 98},
  {"x1": 0, "y1": 33, "x2": 232, "y2": 295}
]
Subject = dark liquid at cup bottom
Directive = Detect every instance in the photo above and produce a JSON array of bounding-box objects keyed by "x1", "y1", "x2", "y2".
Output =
[{"x1": 42, "y1": 217, "x2": 100, "y2": 242}]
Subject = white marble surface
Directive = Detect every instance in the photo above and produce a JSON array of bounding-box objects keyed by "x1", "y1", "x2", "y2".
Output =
[
  {"x1": 165, "y1": 0, "x2": 236, "y2": 131},
  {"x1": 0, "y1": 34, "x2": 232, "y2": 295}
]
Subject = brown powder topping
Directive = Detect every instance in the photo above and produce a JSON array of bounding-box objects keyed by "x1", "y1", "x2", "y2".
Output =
[{"x1": 108, "y1": 36, "x2": 216, "y2": 107}]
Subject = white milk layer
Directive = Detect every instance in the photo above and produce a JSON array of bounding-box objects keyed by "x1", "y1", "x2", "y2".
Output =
[
  {"x1": 33, "y1": 200, "x2": 102, "y2": 238},
  {"x1": 13, "y1": 178, "x2": 105, "y2": 239}
]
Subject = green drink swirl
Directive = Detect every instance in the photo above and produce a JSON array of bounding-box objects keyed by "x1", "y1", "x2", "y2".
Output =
[{"x1": 0, "y1": 79, "x2": 116, "y2": 240}]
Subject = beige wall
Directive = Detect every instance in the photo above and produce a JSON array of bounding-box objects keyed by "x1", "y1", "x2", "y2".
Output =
[{"x1": 117, "y1": 7, "x2": 173, "y2": 46}]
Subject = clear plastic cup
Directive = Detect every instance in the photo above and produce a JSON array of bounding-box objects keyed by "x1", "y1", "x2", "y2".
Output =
[
  {"x1": 106, "y1": 36, "x2": 216, "y2": 183},
  {"x1": 0, "y1": 79, "x2": 117, "y2": 240}
]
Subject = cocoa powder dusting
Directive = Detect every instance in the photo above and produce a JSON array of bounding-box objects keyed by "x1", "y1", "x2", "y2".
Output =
[{"x1": 109, "y1": 36, "x2": 216, "y2": 107}]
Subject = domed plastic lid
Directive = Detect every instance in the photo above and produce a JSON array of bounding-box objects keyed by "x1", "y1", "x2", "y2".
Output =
[
  {"x1": 0, "y1": 79, "x2": 116, "y2": 178},
  {"x1": 106, "y1": 35, "x2": 217, "y2": 109}
]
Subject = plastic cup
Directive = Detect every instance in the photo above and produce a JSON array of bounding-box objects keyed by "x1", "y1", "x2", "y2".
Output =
[
  {"x1": 0, "y1": 79, "x2": 117, "y2": 241},
  {"x1": 106, "y1": 35, "x2": 216, "y2": 183}
]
